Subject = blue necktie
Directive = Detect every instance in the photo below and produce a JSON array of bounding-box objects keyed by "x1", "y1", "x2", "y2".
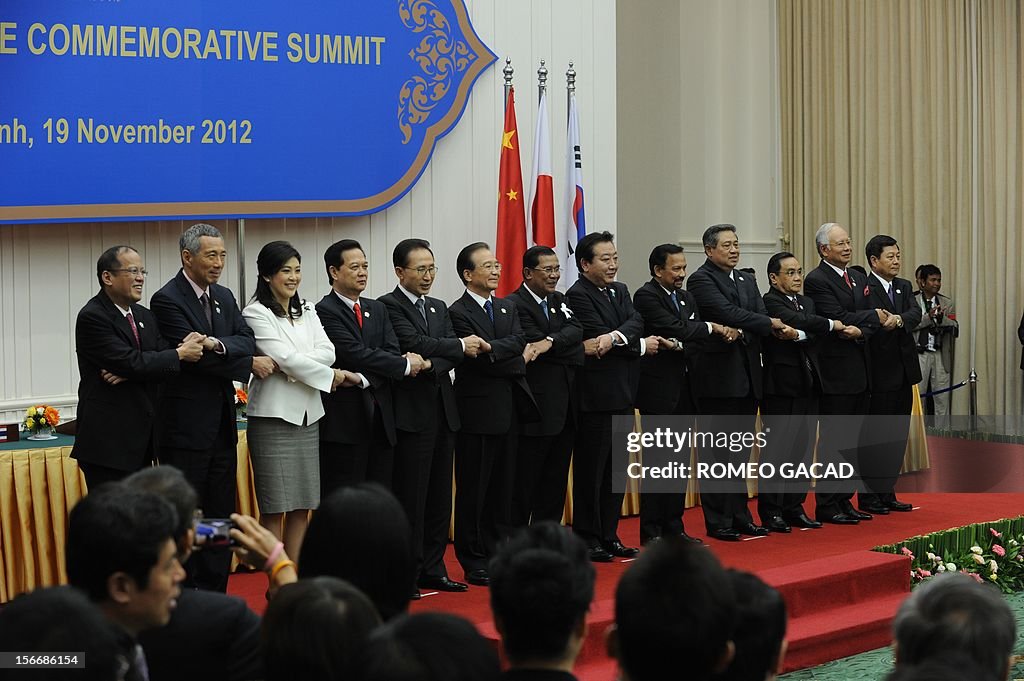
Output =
[
  {"x1": 888, "y1": 285, "x2": 895, "y2": 306},
  {"x1": 484, "y1": 299, "x2": 494, "y2": 322},
  {"x1": 670, "y1": 290, "x2": 681, "y2": 314},
  {"x1": 540, "y1": 298, "x2": 550, "y2": 320}
]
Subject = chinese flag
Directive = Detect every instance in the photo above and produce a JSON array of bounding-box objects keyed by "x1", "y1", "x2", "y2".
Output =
[{"x1": 495, "y1": 86, "x2": 527, "y2": 298}]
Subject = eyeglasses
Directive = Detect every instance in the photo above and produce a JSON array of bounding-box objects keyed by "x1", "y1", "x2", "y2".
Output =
[
  {"x1": 529, "y1": 266, "x2": 561, "y2": 276},
  {"x1": 404, "y1": 265, "x2": 438, "y2": 276},
  {"x1": 108, "y1": 268, "x2": 148, "y2": 277},
  {"x1": 479, "y1": 262, "x2": 502, "y2": 272}
]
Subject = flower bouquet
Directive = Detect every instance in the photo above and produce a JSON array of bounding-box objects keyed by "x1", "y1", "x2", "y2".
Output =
[
  {"x1": 235, "y1": 387, "x2": 248, "y2": 421},
  {"x1": 907, "y1": 527, "x2": 1024, "y2": 594},
  {"x1": 24, "y1": 405, "x2": 60, "y2": 441}
]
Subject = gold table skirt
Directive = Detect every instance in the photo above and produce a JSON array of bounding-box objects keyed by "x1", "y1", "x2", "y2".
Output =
[{"x1": 0, "y1": 391, "x2": 928, "y2": 602}]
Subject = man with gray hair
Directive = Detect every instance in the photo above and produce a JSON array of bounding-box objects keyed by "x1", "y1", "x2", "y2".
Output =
[
  {"x1": 892, "y1": 572, "x2": 1016, "y2": 680},
  {"x1": 151, "y1": 222, "x2": 257, "y2": 592},
  {"x1": 802, "y1": 222, "x2": 886, "y2": 525}
]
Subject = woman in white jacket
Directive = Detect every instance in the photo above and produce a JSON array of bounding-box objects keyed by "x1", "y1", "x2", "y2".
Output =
[{"x1": 243, "y1": 241, "x2": 359, "y2": 558}]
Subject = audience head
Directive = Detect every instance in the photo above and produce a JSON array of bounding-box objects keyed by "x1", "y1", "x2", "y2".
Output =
[
  {"x1": 179, "y1": 223, "x2": 226, "y2": 286},
  {"x1": 611, "y1": 537, "x2": 736, "y2": 681},
  {"x1": 865, "y1": 234, "x2": 901, "y2": 281},
  {"x1": 522, "y1": 245, "x2": 561, "y2": 296},
  {"x1": 325, "y1": 239, "x2": 368, "y2": 298},
  {"x1": 576, "y1": 230, "x2": 618, "y2": 287},
  {"x1": 358, "y1": 612, "x2": 501, "y2": 681},
  {"x1": 767, "y1": 251, "x2": 803, "y2": 295},
  {"x1": 713, "y1": 570, "x2": 787, "y2": 681},
  {"x1": 892, "y1": 572, "x2": 1015, "y2": 681},
  {"x1": 96, "y1": 246, "x2": 146, "y2": 308},
  {"x1": 489, "y1": 521, "x2": 595, "y2": 670},
  {"x1": 915, "y1": 264, "x2": 942, "y2": 297},
  {"x1": 66, "y1": 485, "x2": 185, "y2": 636},
  {"x1": 122, "y1": 465, "x2": 198, "y2": 562},
  {"x1": 648, "y1": 243, "x2": 688, "y2": 291},
  {"x1": 815, "y1": 222, "x2": 852, "y2": 268},
  {"x1": 702, "y1": 224, "x2": 740, "y2": 272},
  {"x1": 0, "y1": 586, "x2": 126, "y2": 681},
  {"x1": 254, "y1": 240, "x2": 304, "y2": 318},
  {"x1": 299, "y1": 483, "x2": 415, "y2": 621},
  {"x1": 393, "y1": 238, "x2": 438, "y2": 296},
  {"x1": 455, "y1": 241, "x2": 499, "y2": 295},
  {"x1": 262, "y1": 576, "x2": 381, "y2": 681}
]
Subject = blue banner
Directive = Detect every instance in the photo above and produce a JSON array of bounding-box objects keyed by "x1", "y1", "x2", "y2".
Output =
[{"x1": 0, "y1": 0, "x2": 496, "y2": 223}]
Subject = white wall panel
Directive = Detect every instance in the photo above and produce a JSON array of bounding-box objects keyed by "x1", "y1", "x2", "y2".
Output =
[{"x1": 0, "y1": 0, "x2": 618, "y2": 422}]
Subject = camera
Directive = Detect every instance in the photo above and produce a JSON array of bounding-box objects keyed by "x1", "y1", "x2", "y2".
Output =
[{"x1": 193, "y1": 518, "x2": 237, "y2": 548}]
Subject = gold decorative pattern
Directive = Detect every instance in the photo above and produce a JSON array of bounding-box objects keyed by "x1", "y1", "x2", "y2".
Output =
[{"x1": 397, "y1": 0, "x2": 478, "y2": 144}]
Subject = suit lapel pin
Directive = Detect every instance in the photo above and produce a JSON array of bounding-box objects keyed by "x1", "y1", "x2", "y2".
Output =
[
  {"x1": 550, "y1": 308, "x2": 556, "y2": 315},
  {"x1": 896, "y1": 289, "x2": 901, "y2": 294},
  {"x1": 364, "y1": 310, "x2": 370, "y2": 318},
  {"x1": 138, "y1": 321, "x2": 145, "y2": 328},
  {"x1": 430, "y1": 307, "x2": 436, "y2": 313},
  {"x1": 500, "y1": 307, "x2": 507, "y2": 314},
  {"x1": 738, "y1": 275, "x2": 745, "y2": 282}
]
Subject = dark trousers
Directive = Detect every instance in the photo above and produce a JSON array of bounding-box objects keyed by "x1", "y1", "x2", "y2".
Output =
[
  {"x1": 454, "y1": 424, "x2": 517, "y2": 574},
  {"x1": 572, "y1": 409, "x2": 628, "y2": 548},
  {"x1": 859, "y1": 381, "x2": 913, "y2": 506},
  {"x1": 758, "y1": 394, "x2": 817, "y2": 522},
  {"x1": 392, "y1": 406, "x2": 456, "y2": 581},
  {"x1": 513, "y1": 426, "x2": 574, "y2": 527},
  {"x1": 79, "y1": 461, "x2": 133, "y2": 490},
  {"x1": 697, "y1": 396, "x2": 757, "y2": 533},
  {"x1": 319, "y1": 410, "x2": 394, "y2": 497},
  {"x1": 638, "y1": 389, "x2": 696, "y2": 543},
  {"x1": 161, "y1": 443, "x2": 236, "y2": 592},
  {"x1": 814, "y1": 392, "x2": 869, "y2": 519}
]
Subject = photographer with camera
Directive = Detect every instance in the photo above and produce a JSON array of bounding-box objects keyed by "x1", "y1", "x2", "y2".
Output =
[{"x1": 913, "y1": 265, "x2": 959, "y2": 424}]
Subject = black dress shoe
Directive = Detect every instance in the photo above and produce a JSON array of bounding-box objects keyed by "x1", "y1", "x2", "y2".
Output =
[
  {"x1": 465, "y1": 569, "x2": 490, "y2": 587},
  {"x1": 887, "y1": 499, "x2": 913, "y2": 512},
  {"x1": 708, "y1": 528, "x2": 742, "y2": 541},
  {"x1": 588, "y1": 546, "x2": 614, "y2": 562},
  {"x1": 602, "y1": 540, "x2": 640, "y2": 558},
  {"x1": 859, "y1": 502, "x2": 890, "y2": 515},
  {"x1": 410, "y1": 590, "x2": 422, "y2": 600},
  {"x1": 847, "y1": 508, "x2": 874, "y2": 520},
  {"x1": 418, "y1": 576, "x2": 469, "y2": 592},
  {"x1": 678, "y1": 532, "x2": 704, "y2": 544},
  {"x1": 763, "y1": 516, "x2": 792, "y2": 533},
  {"x1": 819, "y1": 513, "x2": 860, "y2": 525},
  {"x1": 785, "y1": 513, "x2": 823, "y2": 529},
  {"x1": 737, "y1": 522, "x2": 770, "y2": 537}
]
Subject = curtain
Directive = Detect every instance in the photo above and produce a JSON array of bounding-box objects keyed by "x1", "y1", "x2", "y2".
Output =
[{"x1": 779, "y1": 0, "x2": 1023, "y2": 415}]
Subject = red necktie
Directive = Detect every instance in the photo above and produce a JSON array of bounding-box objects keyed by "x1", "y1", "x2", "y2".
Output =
[
  {"x1": 843, "y1": 270, "x2": 853, "y2": 289},
  {"x1": 353, "y1": 301, "x2": 363, "y2": 329},
  {"x1": 126, "y1": 311, "x2": 141, "y2": 349}
]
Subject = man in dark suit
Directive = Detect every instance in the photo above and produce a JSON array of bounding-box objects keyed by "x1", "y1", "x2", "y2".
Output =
[
  {"x1": 759, "y1": 252, "x2": 852, "y2": 532},
  {"x1": 633, "y1": 243, "x2": 736, "y2": 545},
  {"x1": 448, "y1": 241, "x2": 537, "y2": 586},
  {"x1": 859, "y1": 235, "x2": 923, "y2": 514},
  {"x1": 687, "y1": 224, "x2": 795, "y2": 541},
  {"x1": 566, "y1": 231, "x2": 657, "y2": 561},
  {"x1": 379, "y1": 238, "x2": 483, "y2": 597},
  {"x1": 802, "y1": 222, "x2": 886, "y2": 525},
  {"x1": 151, "y1": 223, "x2": 255, "y2": 592},
  {"x1": 72, "y1": 246, "x2": 206, "y2": 488},
  {"x1": 318, "y1": 239, "x2": 426, "y2": 495},
  {"x1": 507, "y1": 245, "x2": 584, "y2": 528}
]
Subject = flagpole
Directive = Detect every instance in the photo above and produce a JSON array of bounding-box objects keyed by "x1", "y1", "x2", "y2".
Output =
[
  {"x1": 503, "y1": 57, "x2": 513, "y2": 113},
  {"x1": 566, "y1": 61, "x2": 576, "y2": 123},
  {"x1": 537, "y1": 59, "x2": 548, "y2": 102}
]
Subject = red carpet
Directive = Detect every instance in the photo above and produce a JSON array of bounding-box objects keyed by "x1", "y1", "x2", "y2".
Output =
[{"x1": 228, "y1": 436, "x2": 1024, "y2": 680}]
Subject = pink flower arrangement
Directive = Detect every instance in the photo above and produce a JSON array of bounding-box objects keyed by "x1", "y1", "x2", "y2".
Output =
[
  {"x1": 967, "y1": 573, "x2": 984, "y2": 584},
  {"x1": 993, "y1": 544, "x2": 1006, "y2": 557},
  {"x1": 901, "y1": 547, "x2": 914, "y2": 559},
  {"x1": 990, "y1": 528, "x2": 1003, "y2": 538}
]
